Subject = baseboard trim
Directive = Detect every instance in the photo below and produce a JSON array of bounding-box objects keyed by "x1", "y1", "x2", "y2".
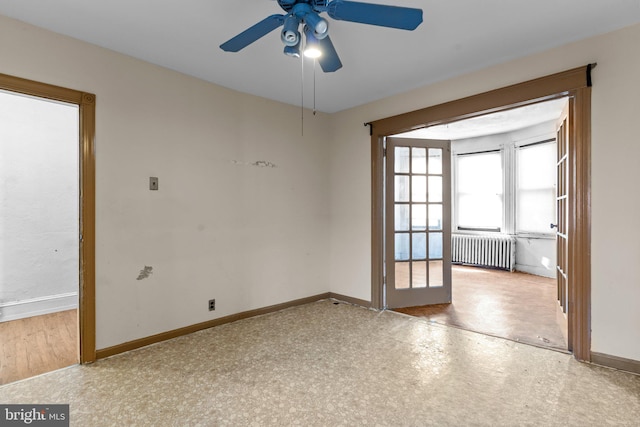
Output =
[
  {"x1": 328, "y1": 292, "x2": 372, "y2": 308},
  {"x1": 514, "y1": 264, "x2": 555, "y2": 279},
  {"x1": 591, "y1": 352, "x2": 640, "y2": 375},
  {"x1": 96, "y1": 293, "x2": 332, "y2": 360},
  {"x1": 0, "y1": 292, "x2": 78, "y2": 322}
]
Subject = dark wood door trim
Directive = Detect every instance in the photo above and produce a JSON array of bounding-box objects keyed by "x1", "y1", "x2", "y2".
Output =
[
  {"x1": 0, "y1": 72, "x2": 97, "y2": 363},
  {"x1": 370, "y1": 66, "x2": 589, "y2": 136},
  {"x1": 79, "y1": 92, "x2": 97, "y2": 363},
  {"x1": 569, "y1": 86, "x2": 591, "y2": 361},
  {"x1": 370, "y1": 65, "x2": 592, "y2": 361}
]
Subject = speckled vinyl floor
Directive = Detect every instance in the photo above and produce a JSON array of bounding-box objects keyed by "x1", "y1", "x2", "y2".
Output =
[{"x1": 1, "y1": 300, "x2": 639, "y2": 426}]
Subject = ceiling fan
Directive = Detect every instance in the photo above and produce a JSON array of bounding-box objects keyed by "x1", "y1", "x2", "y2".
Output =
[{"x1": 220, "y1": 0, "x2": 423, "y2": 72}]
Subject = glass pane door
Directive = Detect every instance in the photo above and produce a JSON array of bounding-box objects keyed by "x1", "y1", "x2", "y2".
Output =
[{"x1": 385, "y1": 138, "x2": 451, "y2": 309}]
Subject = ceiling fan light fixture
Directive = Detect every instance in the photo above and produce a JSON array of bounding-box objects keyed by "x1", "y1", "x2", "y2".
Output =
[
  {"x1": 281, "y1": 15, "x2": 301, "y2": 46},
  {"x1": 304, "y1": 46, "x2": 322, "y2": 58},
  {"x1": 303, "y1": 31, "x2": 322, "y2": 58},
  {"x1": 284, "y1": 43, "x2": 301, "y2": 58},
  {"x1": 304, "y1": 12, "x2": 329, "y2": 39}
]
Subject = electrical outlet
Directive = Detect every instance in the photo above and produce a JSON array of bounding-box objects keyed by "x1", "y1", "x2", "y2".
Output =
[{"x1": 208, "y1": 299, "x2": 215, "y2": 311}]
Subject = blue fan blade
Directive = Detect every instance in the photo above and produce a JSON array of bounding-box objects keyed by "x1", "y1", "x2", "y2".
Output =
[
  {"x1": 327, "y1": 1, "x2": 423, "y2": 30},
  {"x1": 220, "y1": 14, "x2": 286, "y2": 52},
  {"x1": 317, "y1": 36, "x2": 342, "y2": 72}
]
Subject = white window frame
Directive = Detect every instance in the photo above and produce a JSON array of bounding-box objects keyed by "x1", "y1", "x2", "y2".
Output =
[
  {"x1": 452, "y1": 147, "x2": 506, "y2": 234},
  {"x1": 514, "y1": 136, "x2": 557, "y2": 238},
  {"x1": 452, "y1": 131, "x2": 557, "y2": 238}
]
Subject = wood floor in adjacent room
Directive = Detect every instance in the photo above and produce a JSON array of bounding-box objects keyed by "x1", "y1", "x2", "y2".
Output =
[
  {"x1": 395, "y1": 265, "x2": 567, "y2": 351},
  {"x1": 0, "y1": 309, "x2": 78, "y2": 385}
]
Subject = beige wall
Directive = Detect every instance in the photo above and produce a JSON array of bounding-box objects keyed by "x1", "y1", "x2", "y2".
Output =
[
  {"x1": 329, "y1": 23, "x2": 640, "y2": 361},
  {"x1": 0, "y1": 15, "x2": 331, "y2": 349},
  {"x1": 2, "y1": 13, "x2": 639, "y2": 362}
]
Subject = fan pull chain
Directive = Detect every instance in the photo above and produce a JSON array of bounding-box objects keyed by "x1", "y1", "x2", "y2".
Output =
[
  {"x1": 313, "y1": 58, "x2": 317, "y2": 116},
  {"x1": 300, "y1": 50, "x2": 304, "y2": 136}
]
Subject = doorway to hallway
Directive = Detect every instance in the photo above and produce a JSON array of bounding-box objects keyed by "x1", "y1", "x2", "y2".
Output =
[
  {"x1": 0, "y1": 88, "x2": 79, "y2": 384},
  {"x1": 0, "y1": 72, "x2": 97, "y2": 383}
]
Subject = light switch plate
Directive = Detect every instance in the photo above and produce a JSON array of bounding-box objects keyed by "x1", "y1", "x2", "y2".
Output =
[{"x1": 149, "y1": 177, "x2": 159, "y2": 190}]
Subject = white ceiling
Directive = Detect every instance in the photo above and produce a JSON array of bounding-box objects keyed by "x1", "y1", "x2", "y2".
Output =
[
  {"x1": 1, "y1": 1, "x2": 639, "y2": 113},
  {"x1": 396, "y1": 97, "x2": 568, "y2": 140}
]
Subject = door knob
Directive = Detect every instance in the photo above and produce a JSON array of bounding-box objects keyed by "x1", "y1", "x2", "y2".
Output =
[{"x1": 550, "y1": 223, "x2": 558, "y2": 229}]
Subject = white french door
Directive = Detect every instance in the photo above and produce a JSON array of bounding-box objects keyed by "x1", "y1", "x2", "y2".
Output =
[{"x1": 385, "y1": 138, "x2": 452, "y2": 309}]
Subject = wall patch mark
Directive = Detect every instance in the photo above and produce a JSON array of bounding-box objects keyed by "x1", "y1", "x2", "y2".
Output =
[
  {"x1": 232, "y1": 160, "x2": 278, "y2": 168},
  {"x1": 137, "y1": 266, "x2": 153, "y2": 280},
  {"x1": 251, "y1": 160, "x2": 277, "y2": 168}
]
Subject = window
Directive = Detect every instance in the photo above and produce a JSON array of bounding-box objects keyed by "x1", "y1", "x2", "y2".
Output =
[
  {"x1": 456, "y1": 151, "x2": 503, "y2": 231},
  {"x1": 516, "y1": 141, "x2": 556, "y2": 234},
  {"x1": 453, "y1": 137, "x2": 557, "y2": 236}
]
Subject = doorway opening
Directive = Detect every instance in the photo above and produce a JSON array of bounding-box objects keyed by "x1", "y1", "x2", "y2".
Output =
[
  {"x1": 370, "y1": 65, "x2": 592, "y2": 361},
  {"x1": 0, "y1": 89, "x2": 79, "y2": 383},
  {"x1": 392, "y1": 98, "x2": 569, "y2": 352},
  {"x1": 0, "y1": 73, "x2": 96, "y2": 384}
]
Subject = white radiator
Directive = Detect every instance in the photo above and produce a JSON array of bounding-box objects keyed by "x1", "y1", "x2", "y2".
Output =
[{"x1": 451, "y1": 234, "x2": 515, "y2": 271}]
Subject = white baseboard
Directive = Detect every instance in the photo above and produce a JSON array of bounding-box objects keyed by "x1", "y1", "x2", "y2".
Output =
[
  {"x1": 0, "y1": 292, "x2": 78, "y2": 322},
  {"x1": 515, "y1": 264, "x2": 555, "y2": 278}
]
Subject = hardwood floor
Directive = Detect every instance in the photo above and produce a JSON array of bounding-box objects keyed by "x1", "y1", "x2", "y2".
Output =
[
  {"x1": 395, "y1": 265, "x2": 567, "y2": 351},
  {"x1": 0, "y1": 309, "x2": 78, "y2": 385}
]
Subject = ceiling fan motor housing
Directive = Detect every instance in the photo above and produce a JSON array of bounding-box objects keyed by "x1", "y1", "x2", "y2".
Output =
[{"x1": 278, "y1": 0, "x2": 329, "y2": 13}]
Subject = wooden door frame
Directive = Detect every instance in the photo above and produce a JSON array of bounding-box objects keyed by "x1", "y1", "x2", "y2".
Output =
[
  {"x1": 370, "y1": 65, "x2": 592, "y2": 361},
  {"x1": 0, "y1": 72, "x2": 96, "y2": 363}
]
